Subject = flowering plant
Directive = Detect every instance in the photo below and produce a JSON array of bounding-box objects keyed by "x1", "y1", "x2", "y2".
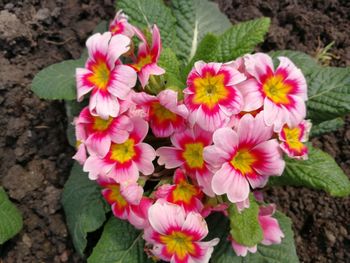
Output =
[{"x1": 31, "y1": 0, "x2": 350, "y2": 262}]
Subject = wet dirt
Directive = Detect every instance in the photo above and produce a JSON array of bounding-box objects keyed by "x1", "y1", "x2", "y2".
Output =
[{"x1": 0, "y1": 0, "x2": 349, "y2": 262}]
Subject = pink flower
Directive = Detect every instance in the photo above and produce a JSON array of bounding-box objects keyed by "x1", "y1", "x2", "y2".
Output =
[
  {"x1": 144, "y1": 201, "x2": 219, "y2": 263},
  {"x1": 155, "y1": 169, "x2": 203, "y2": 213},
  {"x1": 76, "y1": 32, "x2": 137, "y2": 119},
  {"x1": 83, "y1": 117, "x2": 156, "y2": 182},
  {"x1": 184, "y1": 61, "x2": 246, "y2": 132},
  {"x1": 74, "y1": 107, "x2": 133, "y2": 158},
  {"x1": 128, "y1": 197, "x2": 153, "y2": 229},
  {"x1": 72, "y1": 117, "x2": 88, "y2": 165},
  {"x1": 132, "y1": 90, "x2": 188, "y2": 137},
  {"x1": 99, "y1": 177, "x2": 143, "y2": 220},
  {"x1": 279, "y1": 119, "x2": 311, "y2": 160},
  {"x1": 204, "y1": 112, "x2": 285, "y2": 203},
  {"x1": 230, "y1": 204, "x2": 285, "y2": 256},
  {"x1": 109, "y1": 10, "x2": 134, "y2": 38},
  {"x1": 156, "y1": 125, "x2": 215, "y2": 196},
  {"x1": 130, "y1": 25, "x2": 165, "y2": 87},
  {"x1": 242, "y1": 53, "x2": 307, "y2": 132}
]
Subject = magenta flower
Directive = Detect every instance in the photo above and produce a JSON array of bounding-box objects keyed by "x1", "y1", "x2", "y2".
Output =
[
  {"x1": 184, "y1": 61, "x2": 246, "y2": 132},
  {"x1": 242, "y1": 53, "x2": 307, "y2": 132},
  {"x1": 76, "y1": 32, "x2": 137, "y2": 119},
  {"x1": 204, "y1": 113, "x2": 285, "y2": 203},
  {"x1": 144, "y1": 201, "x2": 219, "y2": 263}
]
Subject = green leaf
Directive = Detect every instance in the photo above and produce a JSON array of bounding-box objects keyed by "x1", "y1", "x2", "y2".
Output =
[
  {"x1": 32, "y1": 58, "x2": 84, "y2": 100},
  {"x1": 208, "y1": 212, "x2": 298, "y2": 263},
  {"x1": 88, "y1": 217, "x2": 152, "y2": 263},
  {"x1": 62, "y1": 163, "x2": 110, "y2": 255},
  {"x1": 171, "y1": 0, "x2": 231, "y2": 62},
  {"x1": 310, "y1": 117, "x2": 344, "y2": 138},
  {"x1": 116, "y1": 0, "x2": 176, "y2": 49},
  {"x1": 228, "y1": 195, "x2": 263, "y2": 247},
  {"x1": 270, "y1": 144, "x2": 350, "y2": 197},
  {"x1": 306, "y1": 67, "x2": 350, "y2": 123},
  {"x1": 270, "y1": 50, "x2": 320, "y2": 76},
  {"x1": 0, "y1": 187, "x2": 23, "y2": 244},
  {"x1": 213, "y1": 17, "x2": 270, "y2": 62}
]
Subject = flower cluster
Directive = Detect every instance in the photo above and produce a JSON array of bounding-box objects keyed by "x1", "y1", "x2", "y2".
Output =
[{"x1": 73, "y1": 10, "x2": 311, "y2": 263}]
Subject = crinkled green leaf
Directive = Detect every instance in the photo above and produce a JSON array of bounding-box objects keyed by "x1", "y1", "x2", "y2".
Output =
[
  {"x1": 208, "y1": 211, "x2": 298, "y2": 263},
  {"x1": 228, "y1": 195, "x2": 263, "y2": 247},
  {"x1": 0, "y1": 187, "x2": 23, "y2": 244},
  {"x1": 270, "y1": 144, "x2": 350, "y2": 197},
  {"x1": 31, "y1": 58, "x2": 84, "y2": 100},
  {"x1": 310, "y1": 117, "x2": 344, "y2": 138},
  {"x1": 306, "y1": 67, "x2": 350, "y2": 123},
  {"x1": 270, "y1": 50, "x2": 320, "y2": 75},
  {"x1": 62, "y1": 163, "x2": 110, "y2": 255},
  {"x1": 116, "y1": 0, "x2": 176, "y2": 49},
  {"x1": 171, "y1": 0, "x2": 231, "y2": 62},
  {"x1": 213, "y1": 17, "x2": 270, "y2": 62},
  {"x1": 88, "y1": 217, "x2": 152, "y2": 263}
]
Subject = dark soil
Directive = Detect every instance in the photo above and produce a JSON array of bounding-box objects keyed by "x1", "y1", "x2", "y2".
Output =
[{"x1": 0, "y1": 0, "x2": 349, "y2": 262}]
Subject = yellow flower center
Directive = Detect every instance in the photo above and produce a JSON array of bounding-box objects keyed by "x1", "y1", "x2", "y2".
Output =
[
  {"x1": 88, "y1": 59, "x2": 110, "y2": 90},
  {"x1": 182, "y1": 143, "x2": 204, "y2": 169},
  {"x1": 230, "y1": 149, "x2": 256, "y2": 175},
  {"x1": 283, "y1": 126, "x2": 304, "y2": 151},
  {"x1": 110, "y1": 139, "x2": 136, "y2": 163},
  {"x1": 150, "y1": 102, "x2": 177, "y2": 123},
  {"x1": 107, "y1": 184, "x2": 127, "y2": 207},
  {"x1": 262, "y1": 75, "x2": 292, "y2": 105},
  {"x1": 192, "y1": 72, "x2": 228, "y2": 109},
  {"x1": 160, "y1": 231, "x2": 195, "y2": 260},
  {"x1": 92, "y1": 116, "x2": 113, "y2": 131},
  {"x1": 172, "y1": 180, "x2": 199, "y2": 204},
  {"x1": 132, "y1": 54, "x2": 153, "y2": 72}
]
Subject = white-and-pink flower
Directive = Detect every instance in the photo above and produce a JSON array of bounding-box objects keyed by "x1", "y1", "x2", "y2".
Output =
[
  {"x1": 130, "y1": 25, "x2": 165, "y2": 87},
  {"x1": 204, "y1": 113, "x2": 285, "y2": 203},
  {"x1": 109, "y1": 10, "x2": 134, "y2": 38},
  {"x1": 242, "y1": 53, "x2": 307, "y2": 132},
  {"x1": 184, "y1": 61, "x2": 246, "y2": 132},
  {"x1": 76, "y1": 32, "x2": 137, "y2": 119},
  {"x1": 144, "y1": 200, "x2": 219, "y2": 263},
  {"x1": 83, "y1": 117, "x2": 156, "y2": 182},
  {"x1": 156, "y1": 125, "x2": 215, "y2": 196},
  {"x1": 132, "y1": 90, "x2": 188, "y2": 137}
]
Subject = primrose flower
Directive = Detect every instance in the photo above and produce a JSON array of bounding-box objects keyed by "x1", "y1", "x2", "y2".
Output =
[
  {"x1": 128, "y1": 197, "x2": 154, "y2": 230},
  {"x1": 75, "y1": 107, "x2": 133, "y2": 158},
  {"x1": 99, "y1": 177, "x2": 143, "y2": 219},
  {"x1": 243, "y1": 53, "x2": 307, "y2": 132},
  {"x1": 83, "y1": 117, "x2": 156, "y2": 182},
  {"x1": 155, "y1": 169, "x2": 203, "y2": 213},
  {"x1": 204, "y1": 113, "x2": 285, "y2": 203},
  {"x1": 72, "y1": 117, "x2": 88, "y2": 165},
  {"x1": 184, "y1": 61, "x2": 246, "y2": 132},
  {"x1": 132, "y1": 90, "x2": 188, "y2": 137},
  {"x1": 76, "y1": 32, "x2": 137, "y2": 119},
  {"x1": 230, "y1": 204, "x2": 284, "y2": 256},
  {"x1": 279, "y1": 119, "x2": 311, "y2": 160},
  {"x1": 156, "y1": 125, "x2": 215, "y2": 196},
  {"x1": 144, "y1": 201, "x2": 219, "y2": 263},
  {"x1": 130, "y1": 25, "x2": 165, "y2": 87},
  {"x1": 109, "y1": 10, "x2": 134, "y2": 38}
]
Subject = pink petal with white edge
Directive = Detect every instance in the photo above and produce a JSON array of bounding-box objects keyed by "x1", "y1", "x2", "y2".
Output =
[
  {"x1": 244, "y1": 53, "x2": 274, "y2": 83},
  {"x1": 120, "y1": 182, "x2": 143, "y2": 205},
  {"x1": 247, "y1": 174, "x2": 269, "y2": 189},
  {"x1": 151, "y1": 25, "x2": 162, "y2": 60},
  {"x1": 108, "y1": 65, "x2": 137, "y2": 99},
  {"x1": 148, "y1": 201, "x2": 186, "y2": 235},
  {"x1": 212, "y1": 127, "x2": 238, "y2": 155},
  {"x1": 252, "y1": 139, "x2": 285, "y2": 176},
  {"x1": 107, "y1": 34, "x2": 131, "y2": 67},
  {"x1": 128, "y1": 198, "x2": 153, "y2": 229},
  {"x1": 181, "y1": 212, "x2": 208, "y2": 240},
  {"x1": 130, "y1": 117, "x2": 149, "y2": 143},
  {"x1": 156, "y1": 147, "x2": 183, "y2": 169},
  {"x1": 196, "y1": 107, "x2": 227, "y2": 132},
  {"x1": 259, "y1": 215, "x2": 285, "y2": 245},
  {"x1": 192, "y1": 239, "x2": 220, "y2": 263},
  {"x1": 73, "y1": 144, "x2": 87, "y2": 165},
  {"x1": 211, "y1": 163, "x2": 235, "y2": 196},
  {"x1": 90, "y1": 91, "x2": 119, "y2": 120},
  {"x1": 236, "y1": 78, "x2": 264, "y2": 112},
  {"x1": 225, "y1": 168, "x2": 250, "y2": 203},
  {"x1": 203, "y1": 145, "x2": 229, "y2": 168},
  {"x1": 109, "y1": 162, "x2": 139, "y2": 183},
  {"x1": 135, "y1": 143, "x2": 156, "y2": 175},
  {"x1": 231, "y1": 239, "x2": 257, "y2": 257},
  {"x1": 223, "y1": 64, "x2": 247, "y2": 86},
  {"x1": 86, "y1": 32, "x2": 111, "y2": 58},
  {"x1": 76, "y1": 68, "x2": 93, "y2": 101},
  {"x1": 85, "y1": 132, "x2": 111, "y2": 158},
  {"x1": 83, "y1": 156, "x2": 113, "y2": 180},
  {"x1": 195, "y1": 170, "x2": 215, "y2": 197},
  {"x1": 286, "y1": 95, "x2": 306, "y2": 128}
]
